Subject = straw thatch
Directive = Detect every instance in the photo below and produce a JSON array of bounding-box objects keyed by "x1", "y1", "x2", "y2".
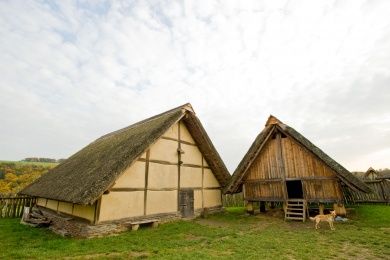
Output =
[
  {"x1": 20, "y1": 104, "x2": 230, "y2": 205},
  {"x1": 225, "y1": 115, "x2": 370, "y2": 194}
]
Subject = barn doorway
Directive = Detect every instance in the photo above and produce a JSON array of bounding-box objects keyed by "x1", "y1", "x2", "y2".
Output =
[
  {"x1": 179, "y1": 190, "x2": 194, "y2": 218},
  {"x1": 286, "y1": 180, "x2": 304, "y2": 199}
]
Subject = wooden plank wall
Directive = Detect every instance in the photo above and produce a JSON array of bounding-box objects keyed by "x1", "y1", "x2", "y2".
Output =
[{"x1": 243, "y1": 132, "x2": 343, "y2": 202}]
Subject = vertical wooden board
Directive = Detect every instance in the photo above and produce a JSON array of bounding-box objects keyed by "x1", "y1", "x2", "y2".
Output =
[
  {"x1": 99, "y1": 191, "x2": 144, "y2": 222},
  {"x1": 58, "y1": 202, "x2": 73, "y2": 215},
  {"x1": 162, "y1": 122, "x2": 179, "y2": 139},
  {"x1": 181, "y1": 143, "x2": 202, "y2": 166},
  {"x1": 271, "y1": 139, "x2": 280, "y2": 178},
  {"x1": 203, "y1": 190, "x2": 222, "y2": 207},
  {"x1": 194, "y1": 190, "x2": 203, "y2": 209},
  {"x1": 203, "y1": 168, "x2": 220, "y2": 188},
  {"x1": 73, "y1": 204, "x2": 96, "y2": 222},
  {"x1": 146, "y1": 191, "x2": 177, "y2": 215},
  {"x1": 148, "y1": 163, "x2": 178, "y2": 189},
  {"x1": 36, "y1": 198, "x2": 47, "y2": 207},
  {"x1": 180, "y1": 166, "x2": 202, "y2": 188},
  {"x1": 149, "y1": 138, "x2": 178, "y2": 162},
  {"x1": 180, "y1": 121, "x2": 196, "y2": 143},
  {"x1": 46, "y1": 200, "x2": 58, "y2": 211},
  {"x1": 113, "y1": 161, "x2": 146, "y2": 188}
]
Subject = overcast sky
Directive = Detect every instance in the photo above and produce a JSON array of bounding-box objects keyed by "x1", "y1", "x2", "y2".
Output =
[{"x1": 1, "y1": 0, "x2": 390, "y2": 172}]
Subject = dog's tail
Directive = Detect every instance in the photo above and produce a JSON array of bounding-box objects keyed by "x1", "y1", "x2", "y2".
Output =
[{"x1": 309, "y1": 217, "x2": 316, "y2": 221}]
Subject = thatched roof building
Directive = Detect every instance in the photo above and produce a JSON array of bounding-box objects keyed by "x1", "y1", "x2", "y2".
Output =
[
  {"x1": 224, "y1": 115, "x2": 369, "y2": 220},
  {"x1": 20, "y1": 104, "x2": 230, "y2": 237},
  {"x1": 225, "y1": 116, "x2": 370, "y2": 195}
]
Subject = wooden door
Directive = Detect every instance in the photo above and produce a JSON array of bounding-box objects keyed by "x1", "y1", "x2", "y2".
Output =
[{"x1": 179, "y1": 190, "x2": 194, "y2": 218}]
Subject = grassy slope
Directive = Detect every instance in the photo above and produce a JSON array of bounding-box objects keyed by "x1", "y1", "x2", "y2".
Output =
[
  {"x1": 0, "y1": 205, "x2": 389, "y2": 259},
  {"x1": 0, "y1": 160, "x2": 59, "y2": 167}
]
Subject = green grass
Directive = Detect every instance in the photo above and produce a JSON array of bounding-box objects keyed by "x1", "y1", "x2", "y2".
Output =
[
  {"x1": 0, "y1": 160, "x2": 59, "y2": 167},
  {"x1": 0, "y1": 205, "x2": 389, "y2": 259}
]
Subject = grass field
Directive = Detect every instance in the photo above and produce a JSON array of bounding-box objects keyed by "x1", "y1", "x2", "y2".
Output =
[{"x1": 0, "y1": 205, "x2": 389, "y2": 259}]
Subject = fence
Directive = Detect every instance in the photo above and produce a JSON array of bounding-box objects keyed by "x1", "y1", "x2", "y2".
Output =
[
  {"x1": 0, "y1": 196, "x2": 36, "y2": 218},
  {"x1": 343, "y1": 180, "x2": 390, "y2": 204},
  {"x1": 222, "y1": 193, "x2": 244, "y2": 207}
]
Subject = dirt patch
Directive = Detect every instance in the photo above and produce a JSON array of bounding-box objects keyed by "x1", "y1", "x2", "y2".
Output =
[{"x1": 338, "y1": 242, "x2": 377, "y2": 260}]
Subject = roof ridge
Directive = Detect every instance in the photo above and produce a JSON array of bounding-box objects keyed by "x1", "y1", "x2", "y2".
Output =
[{"x1": 98, "y1": 103, "x2": 191, "y2": 141}]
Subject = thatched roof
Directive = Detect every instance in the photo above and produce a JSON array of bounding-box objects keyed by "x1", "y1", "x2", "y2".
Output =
[
  {"x1": 364, "y1": 167, "x2": 378, "y2": 179},
  {"x1": 20, "y1": 104, "x2": 230, "y2": 205},
  {"x1": 225, "y1": 115, "x2": 370, "y2": 194}
]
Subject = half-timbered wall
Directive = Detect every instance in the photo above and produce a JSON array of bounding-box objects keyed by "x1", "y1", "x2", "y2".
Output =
[
  {"x1": 98, "y1": 120, "x2": 222, "y2": 222},
  {"x1": 243, "y1": 132, "x2": 343, "y2": 202},
  {"x1": 36, "y1": 198, "x2": 96, "y2": 222}
]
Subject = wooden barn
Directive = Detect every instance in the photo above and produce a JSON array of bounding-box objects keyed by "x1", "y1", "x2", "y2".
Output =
[
  {"x1": 20, "y1": 104, "x2": 230, "y2": 237},
  {"x1": 225, "y1": 116, "x2": 370, "y2": 221}
]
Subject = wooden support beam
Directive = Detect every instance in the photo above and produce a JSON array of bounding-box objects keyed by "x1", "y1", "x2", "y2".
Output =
[
  {"x1": 143, "y1": 150, "x2": 150, "y2": 216},
  {"x1": 246, "y1": 201, "x2": 254, "y2": 215},
  {"x1": 275, "y1": 132, "x2": 288, "y2": 200},
  {"x1": 177, "y1": 122, "x2": 181, "y2": 212},
  {"x1": 161, "y1": 136, "x2": 197, "y2": 146},
  {"x1": 319, "y1": 204, "x2": 324, "y2": 215}
]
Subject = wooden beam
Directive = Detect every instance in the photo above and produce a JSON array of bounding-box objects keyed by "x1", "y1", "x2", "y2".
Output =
[
  {"x1": 245, "y1": 178, "x2": 282, "y2": 184},
  {"x1": 276, "y1": 132, "x2": 288, "y2": 200},
  {"x1": 161, "y1": 136, "x2": 197, "y2": 146},
  {"x1": 201, "y1": 156, "x2": 204, "y2": 209},
  {"x1": 138, "y1": 158, "x2": 206, "y2": 169},
  {"x1": 177, "y1": 122, "x2": 181, "y2": 212},
  {"x1": 143, "y1": 150, "x2": 150, "y2": 216},
  {"x1": 94, "y1": 198, "x2": 101, "y2": 224}
]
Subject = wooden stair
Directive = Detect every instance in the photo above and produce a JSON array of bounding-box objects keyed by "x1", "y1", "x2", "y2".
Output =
[{"x1": 285, "y1": 199, "x2": 307, "y2": 222}]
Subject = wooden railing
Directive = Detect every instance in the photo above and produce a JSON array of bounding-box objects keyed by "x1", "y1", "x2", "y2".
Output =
[{"x1": 0, "y1": 196, "x2": 36, "y2": 218}]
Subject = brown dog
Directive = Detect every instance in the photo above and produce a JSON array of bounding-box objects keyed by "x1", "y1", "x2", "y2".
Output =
[{"x1": 309, "y1": 210, "x2": 336, "y2": 230}]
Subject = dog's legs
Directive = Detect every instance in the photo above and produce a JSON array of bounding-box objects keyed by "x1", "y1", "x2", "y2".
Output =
[
  {"x1": 315, "y1": 219, "x2": 320, "y2": 229},
  {"x1": 329, "y1": 221, "x2": 335, "y2": 230}
]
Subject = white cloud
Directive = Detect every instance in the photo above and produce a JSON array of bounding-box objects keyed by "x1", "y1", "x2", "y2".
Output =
[{"x1": 0, "y1": 0, "x2": 390, "y2": 172}]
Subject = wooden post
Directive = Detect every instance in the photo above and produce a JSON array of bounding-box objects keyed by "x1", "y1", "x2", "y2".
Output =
[
  {"x1": 270, "y1": 202, "x2": 275, "y2": 209},
  {"x1": 319, "y1": 204, "x2": 324, "y2": 215},
  {"x1": 246, "y1": 201, "x2": 254, "y2": 215},
  {"x1": 177, "y1": 123, "x2": 182, "y2": 212},
  {"x1": 259, "y1": 201, "x2": 266, "y2": 213},
  {"x1": 333, "y1": 203, "x2": 346, "y2": 216},
  {"x1": 275, "y1": 132, "x2": 288, "y2": 200},
  {"x1": 144, "y1": 150, "x2": 150, "y2": 216}
]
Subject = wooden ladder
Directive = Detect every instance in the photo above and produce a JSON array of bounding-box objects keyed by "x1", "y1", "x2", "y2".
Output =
[{"x1": 285, "y1": 199, "x2": 307, "y2": 222}]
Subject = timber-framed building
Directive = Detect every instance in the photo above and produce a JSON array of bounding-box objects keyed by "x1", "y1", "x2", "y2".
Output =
[{"x1": 20, "y1": 104, "x2": 230, "y2": 237}]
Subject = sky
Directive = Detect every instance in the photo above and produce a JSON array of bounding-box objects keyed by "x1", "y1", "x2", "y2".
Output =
[{"x1": 1, "y1": 0, "x2": 390, "y2": 172}]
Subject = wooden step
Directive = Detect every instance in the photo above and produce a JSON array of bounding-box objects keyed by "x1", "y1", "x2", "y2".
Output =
[{"x1": 286, "y1": 212, "x2": 304, "y2": 216}]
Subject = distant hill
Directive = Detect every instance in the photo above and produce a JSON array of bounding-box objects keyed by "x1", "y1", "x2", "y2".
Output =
[{"x1": 0, "y1": 160, "x2": 58, "y2": 196}]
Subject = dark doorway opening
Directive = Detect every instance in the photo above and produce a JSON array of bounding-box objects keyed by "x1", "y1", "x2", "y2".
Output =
[
  {"x1": 179, "y1": 190, "x2": 194, "y2": 218},
  {"x1": 286, "y1": 180, "x2": 304, "y2": 199}
]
